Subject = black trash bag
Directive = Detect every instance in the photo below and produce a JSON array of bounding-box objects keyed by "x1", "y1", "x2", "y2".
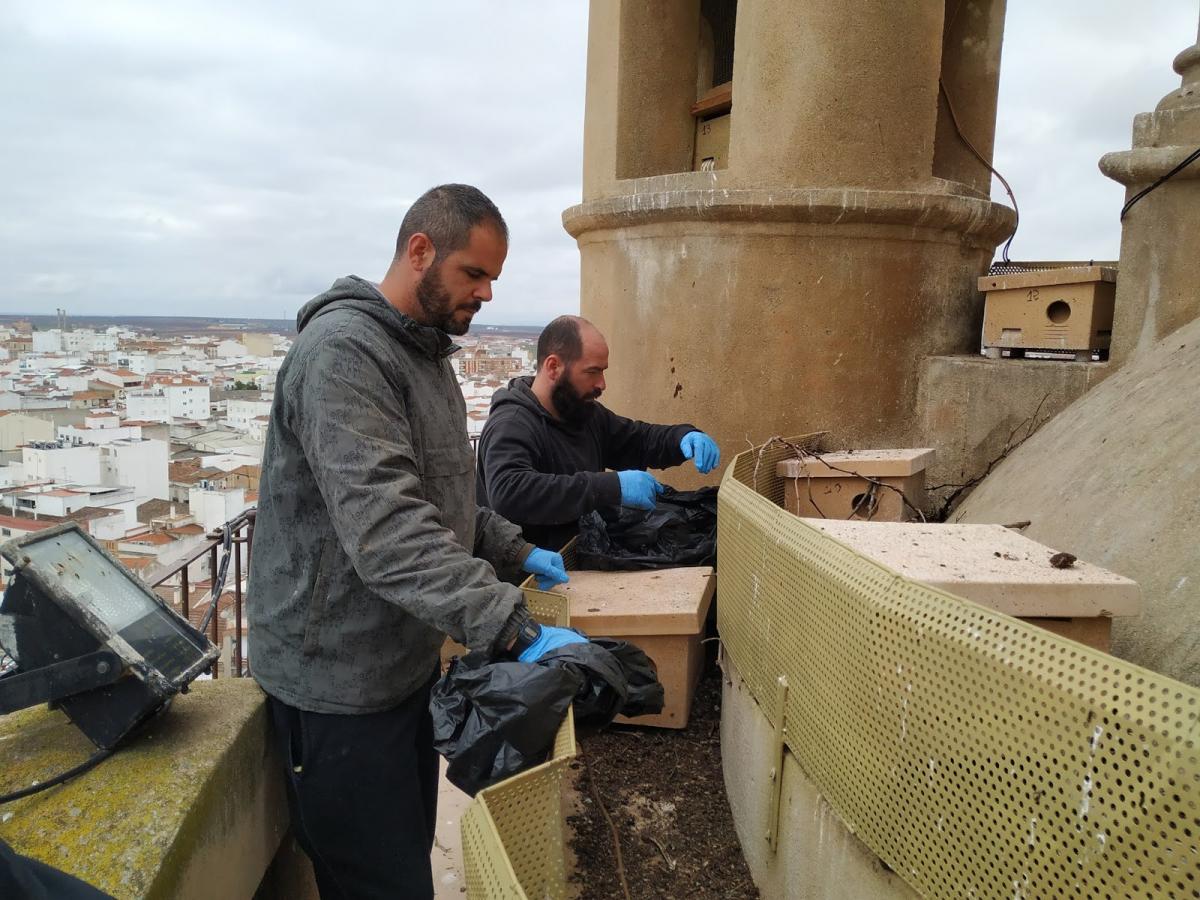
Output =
[
  {"x1": 430, "y1": 652, "x2": 581, "y2": 796},
  {"x1": 431, "y1": 639, "x2": 666, "y2": 793},
  {"x1": 594, "y1": 638, "x2": 666, "y2": 719},
  {"x1": 576, "y1": 485, "x2": 719, "y2": 570},
  {"x1": 536, "y1": 638, "x2": 664, "y2": 727}
]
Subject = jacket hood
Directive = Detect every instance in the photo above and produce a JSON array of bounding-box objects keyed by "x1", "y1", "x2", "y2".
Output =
[
  {"x1": 296, "y1": 275, "x2": 458, "y2": 359},
  {"x1": 490, "y1": 376, "x2": 553, "y2": 420}
]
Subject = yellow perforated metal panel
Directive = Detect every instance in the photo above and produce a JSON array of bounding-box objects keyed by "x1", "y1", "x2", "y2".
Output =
[
  {"x1": 718, "y1": 438, "x2": 1200, "y2": 898},
  {"x1": 462, "y1": 589, "x2": 577, "y2": 900}
]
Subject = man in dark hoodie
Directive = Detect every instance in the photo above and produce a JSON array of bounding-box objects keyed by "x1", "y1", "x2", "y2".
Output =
[
  {"x1": 247, "y1": 184, "x2": 584, "y2": 899},
  {"x1": 475, "y1": 315, "x2": 721, "y2": 551}
]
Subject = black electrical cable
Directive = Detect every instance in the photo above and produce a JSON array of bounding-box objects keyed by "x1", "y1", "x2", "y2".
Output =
[
  {"x1": 938, "y1": 78, "x2": 1020, "y2": 264},
  {"x1": 0, "y1": 746, "x2": 114, "y2": 805},
  {"x1": 198, "y1": 524, "x2": 234, "y2": 635},
  {"x1": 1119, "y1": 145, "x2": 1200, "y2": 221}
]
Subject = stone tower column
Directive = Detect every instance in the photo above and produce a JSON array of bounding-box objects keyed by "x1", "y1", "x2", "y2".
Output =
[
  {"x1": 1100, "y1": 14, "x2": 1200, "y2": 368},
  {"x1": 564, "y1": 0, "x2": 1014, "y2": 479}
]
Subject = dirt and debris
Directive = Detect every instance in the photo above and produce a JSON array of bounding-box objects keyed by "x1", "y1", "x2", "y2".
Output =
[
  {"x1": 566, "y1": 666, "x2": 758, "y2": 899},
  {"x1": 1049, "y1": 551, "x2": 1077, "y2": 569}
]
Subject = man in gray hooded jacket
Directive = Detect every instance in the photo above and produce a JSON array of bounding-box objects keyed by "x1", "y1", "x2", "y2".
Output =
[{"x1": 247, "y1": 184, "x2": 582, "y2": 899}]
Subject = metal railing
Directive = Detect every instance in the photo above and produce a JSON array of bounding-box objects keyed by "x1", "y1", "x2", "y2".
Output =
[{"x1": 150, "y1": 510, "x2": 255, "y2": 678}]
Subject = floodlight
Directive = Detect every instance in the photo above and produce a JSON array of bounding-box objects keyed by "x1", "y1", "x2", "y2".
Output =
[{"x1": 0, "y1": 523, "x2": 218, "y2": 751}]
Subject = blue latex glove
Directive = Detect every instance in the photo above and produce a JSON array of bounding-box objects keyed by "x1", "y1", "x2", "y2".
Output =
[
  {"x1": 522, "y1": 547, "x2": 569, "y2": 591},
  {"x1": 517, "y1": 624, "x2": 588, "y2": 663},
  {"x1": 680, "y1": 431, "x2": 721, "y2": 474},
  {"x1": 617, "y1": 470, "x2": 664, "y2": 510}
]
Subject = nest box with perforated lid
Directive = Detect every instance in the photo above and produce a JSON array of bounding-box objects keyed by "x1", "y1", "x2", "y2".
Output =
[
  {"x1": 979, "y1": 265, "x2": 1116, "y2": 361},
  {"x1": 776, "y1": 449, "x2": 934, "y2": 522}
]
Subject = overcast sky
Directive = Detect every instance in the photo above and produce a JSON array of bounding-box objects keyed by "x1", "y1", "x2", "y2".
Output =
[{"x1": 1, "y1": 2, "x2": 1195, "y2": 326}]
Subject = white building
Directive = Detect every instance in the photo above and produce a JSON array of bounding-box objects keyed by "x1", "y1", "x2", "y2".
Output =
[
  {"x1": 0, "y1": 462, "x2": 27, "y2": 488},
  {"x1": 216, "y1": 340, "x2": 249, "y2": 358},
  {"x1": 126, "y1": 378, "x2": 211, "y2": 422},
  {"x1": 59, "y1": 412, "x2": 144, "y2": 446},
  {"x1": 21, "y1": 438, "x2": 168, "y2": 502},
  {"x1": 247, "y1": 416, "x2": 270, "y2": 442},
  {"x1": 125, "y1": 390, "x2": 171, "y2": 423},
  {"x1": 101, "y1": 439, "x2": 169, "y2": 502},
  {"x1": 0, "y1": 485, "x2": 139, "y2": 547},
  {"x1": 0, "y1": 412, "x2": 55, "y2": 451},
  {"x1": 189, "y1": 483, "x2": 250, "y2": 532},
  {"x1": 150, "y1": 355, "x2": 192, "y2": 371},
  {"x1": 113, "y1": 354, "x2": 155, "y2": 376},
  {"x1": 92, "y1": 368, "x2": 144, "y2": 389},
  {"x1": 31, "y1": 331, "x2": 63, "y2": 354},
  {"x1": 226, "y1": 396, "x2": 273, "y2": 430},
  {"x1": 54, "y1": 370, "x2": 93, "y2": 393},
  {"x1": 6, "y1": 484, "x2": 136, "y2": 519},
  {"x1": 21, "y1": 355, "x2": 85, "y2": 372},
  {"x1": 196, "y1": 451, "x2": 261, "y2": 474},
  {"x1": 23, "y1": 442, "x2": 103, "y2": 484},
  {"x1": 62, "y1": 330, "x2": 118, "y2": 355}
]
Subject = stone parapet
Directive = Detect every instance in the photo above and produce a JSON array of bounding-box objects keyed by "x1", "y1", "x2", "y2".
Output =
[
  {"x1": 0, "y1": 679, "x2": 313, "y2": 899},
  {"x1": 916, "y1": 354, "x2": 1106, "y2": 514}
]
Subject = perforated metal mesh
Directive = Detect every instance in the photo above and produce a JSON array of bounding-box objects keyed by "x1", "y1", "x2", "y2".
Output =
[
  {"x1": 462, "y1": 589, "x2": 577, "y2": 900},
  {"x1": 718, "y1": 438, "x2": 1200, "y2": 898},
  {"x1": 987, "y1": 259, "x2": 1118, "y2": 276}
]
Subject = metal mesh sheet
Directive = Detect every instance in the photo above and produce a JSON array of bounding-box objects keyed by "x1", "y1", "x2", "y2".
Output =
[
  {"x1": 718, "y1": 438, "x2": 1200, "y2": 899},
  {"x1": 462, "y1": 589, "x2": 577, "y2": 900},
  {"x1": 987, "y1": 259, "x2": 1118, "y2": 276}
]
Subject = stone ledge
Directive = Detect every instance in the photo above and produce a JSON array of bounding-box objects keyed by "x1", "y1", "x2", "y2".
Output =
[
  {"x1": 0, "y1": 678, "x2": 298, "y2": 899},
  {"x1": 916, "y1": 354, "x2": 1106, "y2": 513},
  {"x1": 562, "y1": 186, "x2": 1016, "y2": 248}
]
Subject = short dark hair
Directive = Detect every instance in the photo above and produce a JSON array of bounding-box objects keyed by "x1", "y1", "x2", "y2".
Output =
[
  {"x1": 394, "y1": 184, "x2": 508, "y2": 260},
  {"x1": 537, "y1": 316, "x2": 585, "y2": 370}
]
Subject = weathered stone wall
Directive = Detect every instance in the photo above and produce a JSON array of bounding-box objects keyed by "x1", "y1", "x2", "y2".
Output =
[
  {"x1": 0, "y1": 679, "x2": 315, "y2": 899},
  {"x1": 916, "y1": 355, "x2": 1107, "y2": 514}
]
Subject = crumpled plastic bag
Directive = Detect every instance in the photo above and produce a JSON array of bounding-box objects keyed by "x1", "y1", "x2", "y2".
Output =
[
  {"x1": 430, "y1": 653, "x2": 579, "y2": 797},
  {"x1": 536, "y1": 638, "x2": 664, "y2": 728},
  {"x1": 593, "y1": 638, "x2": 666, "y2": 719},
  {"x1": 430, "y1": 638, "x2": 665, "y2": 795},
  {"x1": 577, "y1": 485, "x2": 718, "y2": 570}
]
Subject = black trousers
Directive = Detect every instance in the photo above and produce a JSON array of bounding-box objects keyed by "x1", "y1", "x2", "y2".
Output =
[
  {"x1": 0, "y1": 837, "x2": 114, "y2": 900},
  {"x1": 267, "y1": 675, "x2": 440, "y2": 900}
]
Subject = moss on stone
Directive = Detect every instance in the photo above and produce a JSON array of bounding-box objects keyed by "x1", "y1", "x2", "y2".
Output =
[{"x1": 0, "y1": 679, "x2": 271, "y2": 898}]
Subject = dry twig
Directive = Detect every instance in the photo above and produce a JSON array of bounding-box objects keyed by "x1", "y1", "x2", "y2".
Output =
[
  {"x1": 580, "y1": 745, "x2": 632, "y2": 900},
  {"x1": 643, "y1": 833, "x2": 678, "y2": 872},
  {"x1": 929, "y1": 393, "x2": 1053, "y2": 522},
  {"x1": 757, "y1": 435, "x2": 927, "y2": 522}
]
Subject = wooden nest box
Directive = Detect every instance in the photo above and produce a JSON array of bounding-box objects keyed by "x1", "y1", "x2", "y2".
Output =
[
  {"x1": 979, "y1": 265, "x2": 1117, "y2": 360},
  {"x1": 776, "y1": 449, "x2": 935, "y2": 522}
]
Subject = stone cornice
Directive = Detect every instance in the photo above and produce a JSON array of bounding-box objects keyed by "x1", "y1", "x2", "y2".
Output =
[
  {"x1": 563, "y1": 186, "x2": 1016, "y2": 249},
  {"x1": 1099, "y1": 145, "x2": 1200, "y2": 187}
]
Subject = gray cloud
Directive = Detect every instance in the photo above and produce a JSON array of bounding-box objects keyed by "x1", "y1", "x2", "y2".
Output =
[
  {"x1": 0, "y1": 2, "x2": 1195, "y2": 324},
  {"x1": 994, "y1": 1, "x2": 1196, "y2": 260}
]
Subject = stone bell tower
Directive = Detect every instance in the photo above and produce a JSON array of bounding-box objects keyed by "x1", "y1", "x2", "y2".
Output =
[{"x1": 563, "y1": 0, "x2": 1015, "y2": 470}]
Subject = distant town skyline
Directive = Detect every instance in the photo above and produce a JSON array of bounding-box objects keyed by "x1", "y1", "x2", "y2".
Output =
[
  {"x1": 0, "y1": 313, "x2": 549, "y2": 336},
  {"x1": 1, "y1": 1, "x2": 1195, "y2": 323}
]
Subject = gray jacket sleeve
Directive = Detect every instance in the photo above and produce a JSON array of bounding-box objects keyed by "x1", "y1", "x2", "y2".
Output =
[
  {"x1": 474, "y1": 505, "x2": 533, "y2": 581},
  {"x1": 289, "y1": 328, "x2": 524, "y2": 653}
]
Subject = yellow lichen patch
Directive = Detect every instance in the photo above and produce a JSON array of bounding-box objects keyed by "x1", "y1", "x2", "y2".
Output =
[{"x1": 0, "y1": 679, "x2": 270, "y2": 898}]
